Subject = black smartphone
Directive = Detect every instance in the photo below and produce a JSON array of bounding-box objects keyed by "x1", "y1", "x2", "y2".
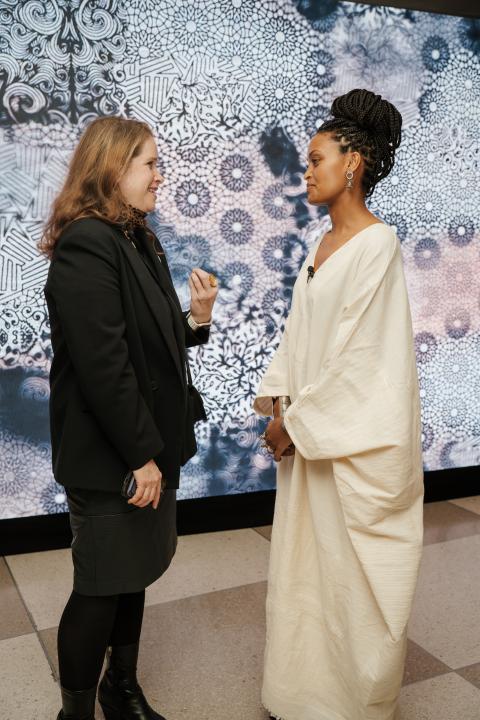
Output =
[{"x1": 121, "y1": 470, "x2": 137, "y2": 499}]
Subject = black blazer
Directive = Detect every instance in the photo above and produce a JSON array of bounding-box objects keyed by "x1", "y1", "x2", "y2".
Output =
[{"x1": 44, "y1": 217, "x2": 209, "y2": 492}]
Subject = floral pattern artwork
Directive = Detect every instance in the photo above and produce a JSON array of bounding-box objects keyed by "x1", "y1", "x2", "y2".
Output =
[{"x1": 0, "y1": 1, "x2": 479, "y2": 518}]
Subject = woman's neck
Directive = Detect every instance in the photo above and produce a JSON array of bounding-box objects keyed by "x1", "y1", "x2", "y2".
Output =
[{"x1": 327, "y1": 192, "x2": 376, "y2": 236}]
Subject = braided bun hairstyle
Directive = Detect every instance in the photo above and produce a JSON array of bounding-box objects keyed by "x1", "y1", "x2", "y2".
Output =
[{"x1": 317, "y1": 89, "x2": 402, "y2": 197}]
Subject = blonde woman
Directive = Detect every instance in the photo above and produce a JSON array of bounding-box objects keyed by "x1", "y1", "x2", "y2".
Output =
[{"x1": 41, "y1": 117, "x2": 218, "y2": 720}]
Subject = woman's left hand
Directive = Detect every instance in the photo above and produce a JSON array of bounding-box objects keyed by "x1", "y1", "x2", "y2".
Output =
[
  {"x1": 265, "y1": 417, "x2": 294, "y2": 462},
  {"x1": 189, "y1": 268, "x2": 218, "y2": 323}
]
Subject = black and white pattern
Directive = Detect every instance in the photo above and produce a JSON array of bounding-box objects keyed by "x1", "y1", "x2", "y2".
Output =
[{"x1": 0, "y1": 1, "x2": 479, "y2": 517}]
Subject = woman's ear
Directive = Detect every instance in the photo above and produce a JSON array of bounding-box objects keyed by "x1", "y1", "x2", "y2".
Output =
[{"x1": 346, "y1": 150, "x2": 362, "y2": 173}]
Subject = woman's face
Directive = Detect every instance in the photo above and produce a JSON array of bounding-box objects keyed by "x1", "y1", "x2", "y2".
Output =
[
  {"x1": 304, "y1": 132, "x2": 357, "y2": 206},
  {"x1": 118, "y1": 135, "x2": 164, "y2": 213}
]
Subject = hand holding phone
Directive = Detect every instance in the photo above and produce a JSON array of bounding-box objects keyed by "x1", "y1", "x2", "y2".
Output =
[{"x1": 121, "y1": 460, "x2": 164, "y2": 509}]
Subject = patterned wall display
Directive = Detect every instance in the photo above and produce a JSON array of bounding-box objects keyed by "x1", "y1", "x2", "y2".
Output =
[{"x1": 0, "y1": 0, "x2": 479, "y2": 519}]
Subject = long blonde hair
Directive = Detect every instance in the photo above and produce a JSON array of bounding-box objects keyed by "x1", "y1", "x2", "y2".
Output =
[{"x1": 39, "y1": 116, "x2": 153, "y2": 259}]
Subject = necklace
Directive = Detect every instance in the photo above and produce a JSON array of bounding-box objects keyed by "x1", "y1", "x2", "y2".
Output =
[{"x1": 122, "y1": 227, "x2": 138, "y2": 252}]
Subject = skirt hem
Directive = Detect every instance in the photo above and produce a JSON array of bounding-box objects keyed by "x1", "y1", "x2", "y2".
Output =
[{"x1": 72, "y1": 546, "x2": 176, "y2": 597}]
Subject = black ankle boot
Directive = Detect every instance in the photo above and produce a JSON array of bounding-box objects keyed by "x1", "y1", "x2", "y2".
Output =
[
  {"x1": 98, "y1": 643, "x2": 166, "y2": 720},
  {"x1": 56, "y1": 685, "x2": 96, "y2": 719}
]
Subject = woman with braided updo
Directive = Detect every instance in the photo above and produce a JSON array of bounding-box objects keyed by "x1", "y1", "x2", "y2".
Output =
[{"x1": 255, "y1": 89, "x2": 423, "y2": 720}]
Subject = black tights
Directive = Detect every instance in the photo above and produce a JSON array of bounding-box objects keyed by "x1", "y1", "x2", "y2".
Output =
[{"x1": 57, "y1": 589, "x2": 145, "y2": 691}]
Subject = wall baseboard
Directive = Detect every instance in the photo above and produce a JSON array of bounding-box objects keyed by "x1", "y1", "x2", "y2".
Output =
[
  {"x1": 361, "y1": 0, "x2": 479, "y2": 18},
  {"x1": 0, "y1": 467, "x2": 478, "y2": 555},
  {"x1": 422, "y1": 466, "x2": 479, "y2": 503}
]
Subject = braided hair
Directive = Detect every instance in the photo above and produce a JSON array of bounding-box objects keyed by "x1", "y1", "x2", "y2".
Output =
[{"x1": 317, "y1": 89, "x2": 402, "y2": 197}]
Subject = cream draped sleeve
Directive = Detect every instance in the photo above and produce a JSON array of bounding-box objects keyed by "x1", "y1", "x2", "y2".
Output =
[{"x1": 254, "y1": 223, "x2": 423, "y2": 720}]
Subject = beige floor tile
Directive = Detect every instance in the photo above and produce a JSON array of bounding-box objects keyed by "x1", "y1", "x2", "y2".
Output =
[
  {"x1": 423, "y1": 501, "x2": 480, "y2": 545},
  {"x1": 6, "y1": 530, "x2": 270, "y2": 631},
  {"x1": 450, "y1": 495, "x2": 480, "y2": 516},
  {"x1": 398, "y1": 672, "x2": 480, "y2": 720},
  {"x1": 0, "y1": 633, "x2": 59, "y2": 720},
  {"x1": 42, "y1": 582, "x2": 269, "y2": 720},
  {"x1": 403, "y1": 639, "x2": 451, "y2": 686},
  {"x1": 254, "y1": 526, "x2": 272, "y2": 541},
  {"x1": 456, "y1": 662, "x2": 480, "y2": 690},
  {"x1": 5, "y1": 548, "x2": 73, "y2": 631},
  {"x1": 408, "y1": 534, "x2": 480, "y2": 668},
  {"x1": 145, "y1": 529, "x2": 270, "y2": 607},
  {"x1": 0, "y1": 557, "x2": 34, "y2": 640}
]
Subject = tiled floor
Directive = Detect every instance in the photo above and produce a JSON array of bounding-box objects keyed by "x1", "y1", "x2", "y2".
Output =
[{"x1": 1, "y1": 496, "x2": 480, "y2": 719}]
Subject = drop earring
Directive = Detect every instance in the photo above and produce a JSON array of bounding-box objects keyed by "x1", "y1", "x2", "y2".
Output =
[{"x1": 346, "y1": 170, "x2": 354, "y2": 189}]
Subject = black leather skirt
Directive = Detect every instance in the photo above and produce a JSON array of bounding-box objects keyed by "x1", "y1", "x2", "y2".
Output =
[{"x1": 66, "y1": 487, "x2": 177, "y2": 596}]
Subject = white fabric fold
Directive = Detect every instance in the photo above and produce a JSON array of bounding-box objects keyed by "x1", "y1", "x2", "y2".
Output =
[{"x1": 254, "y1": 224, "x2": 423, "y2": 720}]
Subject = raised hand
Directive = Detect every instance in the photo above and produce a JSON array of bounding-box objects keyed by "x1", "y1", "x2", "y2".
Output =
[{"x1": 189, "y1": 268, "x2": 218, "y2": 323}]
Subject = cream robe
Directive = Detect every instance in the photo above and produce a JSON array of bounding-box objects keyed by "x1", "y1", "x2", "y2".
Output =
[{"x1": 254, "y1": 223, "x2": 423, "y2": 720}]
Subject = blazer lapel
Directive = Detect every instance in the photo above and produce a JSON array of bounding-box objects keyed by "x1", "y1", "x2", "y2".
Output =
[
  {"x1": 139, "y1": 232, "x2": 188, "y2": 357},
  {"x1": 117, "y1": 232, "x2": 185, "y2": 387},
  {"x1": 140, "y1": 231, "x2": 184, "y2": 312}
]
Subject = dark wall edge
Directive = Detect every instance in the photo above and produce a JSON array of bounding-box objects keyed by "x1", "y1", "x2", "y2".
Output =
[
  {"x1": 1, "y1": 467, "x2": 478, "y2": 555},
  {"x1": 357, "y1": 0, "x2": 480, "y2": 18}
]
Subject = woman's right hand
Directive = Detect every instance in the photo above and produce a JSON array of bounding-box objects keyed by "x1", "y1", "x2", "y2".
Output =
[{"x1": 128, "y1": 459, "x2": 163, "y2": 509}]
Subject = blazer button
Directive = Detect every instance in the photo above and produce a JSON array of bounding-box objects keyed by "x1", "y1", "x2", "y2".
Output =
[{"x1": 150, "y1": 380, "x2": 159, "y2": 390}]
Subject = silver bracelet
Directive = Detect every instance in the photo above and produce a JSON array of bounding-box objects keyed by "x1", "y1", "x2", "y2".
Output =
[
  {"x1": 278, "y1": 395, "x2": 291, "y2": 416},
  {"x1": 187, "y1": 311, "x2": 212, "y2": 331}
]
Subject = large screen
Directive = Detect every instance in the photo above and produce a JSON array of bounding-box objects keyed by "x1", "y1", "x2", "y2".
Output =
[{"x1": 1, "y1": 0, "x2": 479, "y2": 519}]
